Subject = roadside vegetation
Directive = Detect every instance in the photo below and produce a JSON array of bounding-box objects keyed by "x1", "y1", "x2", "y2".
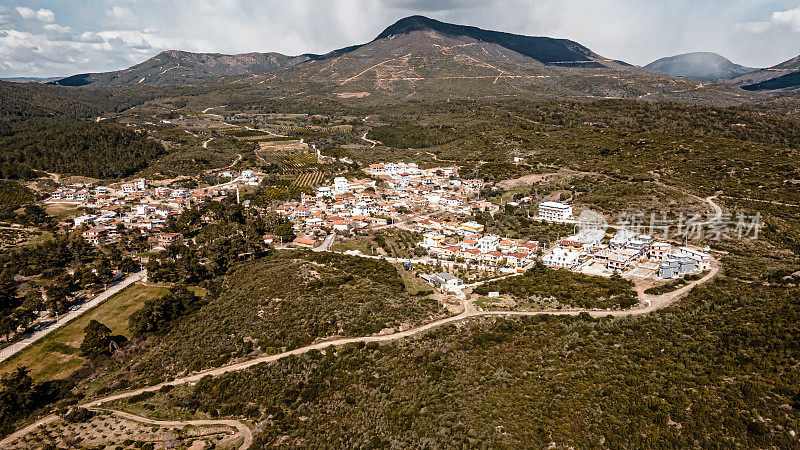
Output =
[
  {"x1": 122, "y1": 279, "x2": 800, "y2": 448},
  {"x1": 88, "y1": 250, "x2": 446, "y2": 392}
]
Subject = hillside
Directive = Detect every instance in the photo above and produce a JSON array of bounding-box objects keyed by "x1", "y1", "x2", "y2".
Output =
[
  {"x1": 51, "y1": 50, "x2": 310, "y2": 87},
  {"x1": 644, "y1": 52, "x2": 758, "y2": 82},
  {"x1": 733, "y1": 54, "x2": 800, "y2": 92}
]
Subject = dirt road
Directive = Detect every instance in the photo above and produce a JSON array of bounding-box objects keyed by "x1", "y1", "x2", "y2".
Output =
[
  {"x1": 4, "y1": 265, "x2": 718, "y2": 449},
  {"x1": 87, "y1": 264, "x2": 718, "y2": 407},
  {"x1": 95, "y1": 409, "x2": 252, "y2": 449}
]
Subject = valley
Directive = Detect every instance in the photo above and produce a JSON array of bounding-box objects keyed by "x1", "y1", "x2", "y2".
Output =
[{"x1": 0, "y1": 12, "x2": 799, "y2": 449}]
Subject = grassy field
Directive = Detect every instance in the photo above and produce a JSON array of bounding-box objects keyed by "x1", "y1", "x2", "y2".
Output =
[{"x1": 0, "y1": 283, "x2": 168, "y2": 381}]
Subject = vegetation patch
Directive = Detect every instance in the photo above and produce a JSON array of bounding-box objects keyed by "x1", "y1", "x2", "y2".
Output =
[{"x1": 474, "y1": 262, "x2": 637, "y2": 309}]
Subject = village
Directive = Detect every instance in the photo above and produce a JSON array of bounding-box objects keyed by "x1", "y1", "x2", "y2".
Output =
[{"x1": 47, "y1": 159, "x2": 713, "y2": 298}]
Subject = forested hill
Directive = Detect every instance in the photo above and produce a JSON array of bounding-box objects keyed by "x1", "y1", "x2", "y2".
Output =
[
  {"x1": 0, "y1": 122, "x2": 165, "y2": 179},
  {"x1": 0, "y1": 82, "x2": 169, "y2": 179}
]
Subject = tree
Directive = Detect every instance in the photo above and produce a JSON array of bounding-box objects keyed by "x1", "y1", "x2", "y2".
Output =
[
  {"x1": 0, "y1": 315, "x2": 17, "y2": 342},
  {"x1": 80, "y1": 320, "x2": 114, "y2": 358},
  {"x1": 119, "y1": 257, "x2": 138, "y2": 274}
]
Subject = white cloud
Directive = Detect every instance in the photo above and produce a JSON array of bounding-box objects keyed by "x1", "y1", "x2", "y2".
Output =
[
  {"x1": 771, "y1": 6, "x2": 800, "y2": 31},
  {"x1": 15, "y1": 7, "x2": 56, "y2": 23},
  {"x1": 739, "y1": 6, "x2": 800, "y2": 34},
  {"x1": 43, "y1": 23, "x2": 73, "y2": 33}
]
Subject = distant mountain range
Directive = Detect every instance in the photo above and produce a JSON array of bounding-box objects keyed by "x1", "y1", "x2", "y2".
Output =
[
  {"x1": 2, "y1": 76, "x2": 64, "y2": 83},
  {"x1": 32, "y1": 15, "x2": 799, "y2": 101},
  {"x1": 50, "y1": 50, "x2": 310, "y2": 87},
  {"x1": 643, "y1": 52, "x2": 758, "y2": 82}
]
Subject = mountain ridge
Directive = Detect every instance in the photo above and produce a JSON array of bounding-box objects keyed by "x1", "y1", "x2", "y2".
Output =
[
  {"x1": 51, "y1": 50, "x2": 310, "y2": 87},
  {"x1": 735, "y1": 53, "x2": 800, "y2": 92},
  {"x1": 50, "y1": 15, "x2": 631, "y2": 89}
]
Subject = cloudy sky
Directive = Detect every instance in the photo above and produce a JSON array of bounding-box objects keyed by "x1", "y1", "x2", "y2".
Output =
[{"x1": 1, "y1": 0, "x2": 799, "y2": 78}]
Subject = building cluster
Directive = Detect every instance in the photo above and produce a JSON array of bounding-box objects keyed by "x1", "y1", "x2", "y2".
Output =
[
  {"x1": 49, "y1": 171, "x2": 263, "y2": 247},
  {"x1": 276, "y1": 163, "x2": 493, "y2": 244},
  {"x1": 415, "y1": 218, "x2": 540, "y2": 270},
  {"x1": 537, "y1": 221, "x2": 711, "y2": 279}
]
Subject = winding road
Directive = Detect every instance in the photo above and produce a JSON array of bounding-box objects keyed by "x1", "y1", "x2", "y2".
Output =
[
  {"x1": 87, "y1": 263, "x2": 718, "y2": 405},
  {"x1": 361, "y1": 131, "x2": 378, "y2": 148},
  {"x1": 2, "y1": 261, "x2": 719, "y2": 449}
]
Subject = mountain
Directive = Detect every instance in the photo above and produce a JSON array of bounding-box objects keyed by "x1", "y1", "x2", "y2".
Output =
[
  {"x1": 643, "y1": 52, "x2": 758, "y2": 82},
  {"x1": 734, "y1": 54, "x2": 800, "y2": 92},
  {"x1": 47, "y1": 15, "x2": 756, "y2": 106},
  {"x1": 369, "y1": 15, "x2": 625, "y2": 68},
  {"x1": 242, "y1": 15, "x2": 750, "y2": 105},
  {"x1": 50, "y1": 50, "x2": 310, "y2": 87},
  {"x1": 1, "y1": 76, "x2": 64, "y2": 83}
]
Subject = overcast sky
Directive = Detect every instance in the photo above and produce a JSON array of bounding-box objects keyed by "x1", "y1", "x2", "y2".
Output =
[{"x1": 1, "y1": 0, "x2": 800, "y2": 77}]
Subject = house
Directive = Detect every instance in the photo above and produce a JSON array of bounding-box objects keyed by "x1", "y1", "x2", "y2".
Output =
[
  {"x1": 506, "y1": 252, "x2": 530, "y2": 268},
  {"x1": 460, "y1": 239, "x2": 478, "y2": 250},
  {"x1": 482, "y1": 250, "x2": 503, "y2": 265},
  {"x1": 518, "y1": 241, "x2": 540, "y2": 254},
  {"x1": 82, "y1": 228, "x2": 108, "y2": 245},
  {"x1": 460, "y1": 248, "x2": 482, "y2": 261},
  {"x1": 674, "y1": 247, "x2": 712, "y2": 271},
  {"x1": 292, "y1": 237, "x2": 318, "y2": 248},
  {"x1": 607, "y1": 249, "x2": 639, "y2": 271},
  {"x1": 333, "y1": 177, "x2": 350, "y2": 194},
  {"x1": 477, "y1": 234, "x2": 500, "y2": 253},
  {"x1": 537, "y1": 201, "x2": 573, "y2": 222},
  {"x1": 159, "y1": 233, "x2": 183, "y2": 247},
  {"x1": 609, "y1": 229, "x2": 638, "y2": 250},
  {"x1": 423, "y1": 232, "x2": 445, "y2": 249},
  {"x1": 460, "y1": 221, "x2": 485, "y2": 235},
  {"x1": 73, "y1": 214, "x2": 97, "y2": 227},
  {"x1": 648, "y1": 242, "x2": 672, "y2": 261},
  {"x1": 659, "y1": 256, "x2": 696, "y2": 278},
  {"x1": 542, "y1": 247, "x2": 581, "y2": 269},
  {"x1": 438, "y1": 245, "x2": 460, "y2": 259},
  {"x1": 658, "y1": 260, "x2": 680, "y2": 279},
  {"x1": 427, "y1": 272, "x2": 464, "y2": 292}
]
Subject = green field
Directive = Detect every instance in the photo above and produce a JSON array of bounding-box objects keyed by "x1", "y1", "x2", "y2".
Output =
[{"x1": 0, "y1": 283, "x2": 168, "y2": 381}]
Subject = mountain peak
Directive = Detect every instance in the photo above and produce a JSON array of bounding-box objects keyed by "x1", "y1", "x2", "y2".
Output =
[
  {"x1": 374, "y1": 15, "x2": 444, "y2": 40},
  {"x1": 372, "y1": 15, "x2": 603, "y2": 66}
]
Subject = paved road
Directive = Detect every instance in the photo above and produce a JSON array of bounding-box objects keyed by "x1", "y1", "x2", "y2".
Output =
[
  {"x1": 361, "y1": 131, "x2": 378, "y2": 148},
  {"x1": 0, "y1": 271, "x2": 146, "y2": 365},
  {"x1": 313, "y1": 233, "x2": 336, "y2": 252}
]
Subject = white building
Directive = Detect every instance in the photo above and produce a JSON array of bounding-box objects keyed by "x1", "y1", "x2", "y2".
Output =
[
  {"x1": 428, "y1": 272, "x2": 464, "y2": 292},
  {"x1": 542, "y1": 247, "x2": 581, "y2": 269},
  {"x1": 537, "y1": 201, "x2": 573, "y2": 222},
  {"x1": 333, "y1": 177, "x2": 351, "y2": 195},
  {"x1": 477, "y1": 234, "x2": 500, "y2": 253},
  {"x1": 423, "y1": 232, "x2": 445, "y2": 249},
  {"x1": 674, "y1": 247, "x2": 712, "y2": 271}
]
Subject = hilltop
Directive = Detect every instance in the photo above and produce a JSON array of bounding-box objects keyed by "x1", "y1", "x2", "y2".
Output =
[{"x1": 644, "y1": 52, "x2": 758, "y2": 82}]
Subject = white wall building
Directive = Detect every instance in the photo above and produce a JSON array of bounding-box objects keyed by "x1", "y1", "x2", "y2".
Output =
[
  {"x1": 537, "y1": 201, "x2": 573, "y2": 222},
  {"x1": 542, "y1": 247, "x2": 581, "y2": 269}
]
